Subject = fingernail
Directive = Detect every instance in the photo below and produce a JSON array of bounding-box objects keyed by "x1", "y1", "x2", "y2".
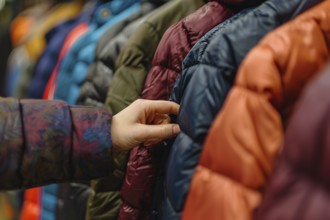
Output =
[{"x1": 172, "y1": 125, "x2": 180, "y2": 135}]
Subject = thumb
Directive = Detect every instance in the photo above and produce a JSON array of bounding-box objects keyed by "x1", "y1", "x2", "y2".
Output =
[{"x1": 139, "y1": 123, "x2": 180, "y2": 142}]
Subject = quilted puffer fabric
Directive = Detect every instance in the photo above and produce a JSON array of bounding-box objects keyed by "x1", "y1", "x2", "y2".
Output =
[
  {"x1": 118, "y1": 2, "x2": 234, "y2": 219},
  {"x1": 78, "y1": 3, "x2": 166, "y2": 220},
  {"x1": 43, "y1": 22, "x2": 89, "y2": 100},
  {"x1": 76, "y1": 2, "x2": 157, "y2": 107},
  {"x1": 182, "y1": 1, "x2": 330, "y2": 219},
  {"x1": 159, "y1": 0, "x2": 323, "y2": 219},
  {"x1": 27, "y1": 7, "x2": 93, "y2": 99},
  {"x1": 35, "y1": 22, "x2": 89, "y2": 220},
  {"x1": 0, "y1": 98, "x2": 113, "y2": 189},
  {"x1": 255, "y1": 63, "x2": 330, "y2": 220},
  {"x1": 14, "y1": 2, "x2": 83, "y2": 98},
  {"x1": 54, "y1": 0, "x2": 140, "y2": 105},
  {"x1": 105, "y1": 0, "x2": 205, "y2": 115},
  {"x1": 97, "y1": 0, "x2": 205, "y2": 219},
  {"x1": 5, "y1": 2, "x2": 82, "y2": 98},
  {"x1": 149, "y1": 8, "x2": 251, "y2": 220}
]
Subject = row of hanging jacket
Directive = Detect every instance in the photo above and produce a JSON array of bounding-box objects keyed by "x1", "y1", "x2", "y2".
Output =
[
  {"x1": 0, "y1": 2, "x2": 88, "y2": 220},
  {"x1": 2, "y1": 0, "x2": 330, "y2": 219}
]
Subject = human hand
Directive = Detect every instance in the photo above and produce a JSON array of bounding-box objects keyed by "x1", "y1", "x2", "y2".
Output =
[{"x1": 111, "y1": 99, "x2": 180, "y2": 151}]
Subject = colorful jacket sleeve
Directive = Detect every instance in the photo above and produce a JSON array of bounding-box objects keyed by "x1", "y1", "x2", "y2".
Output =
[{"x1": 0, "y1": 97, "x2": 113, "y2": 190}]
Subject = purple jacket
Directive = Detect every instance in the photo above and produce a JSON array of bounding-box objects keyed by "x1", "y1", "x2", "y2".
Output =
[
  {"x1": 0, "y1": 97, "x2": 113, "y2": 189},
  {"x1": 255, "y1": 63, "x2": 330, "y2": 220}
]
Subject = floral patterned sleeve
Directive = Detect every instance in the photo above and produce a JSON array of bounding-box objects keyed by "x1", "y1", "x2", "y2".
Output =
[{"x1": 0, "y1": 97, "x2": 113, "y2": 189}]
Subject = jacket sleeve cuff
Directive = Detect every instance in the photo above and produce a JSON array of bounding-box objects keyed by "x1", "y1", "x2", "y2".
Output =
[{"x1": 69, "y1": 105, "x2": 114, "y2": 180}]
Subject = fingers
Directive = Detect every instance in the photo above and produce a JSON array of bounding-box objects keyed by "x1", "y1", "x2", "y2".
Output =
[
  {"x1": 138, "y1": 123, "x2": 180, "y2": 143},
  {"x1": 112, "y1": 99, "x2": 181, "y2": 151},
  {"x1": 136, "y1": 99, "x2": 180, "y2": 115},
  {"x1": 153, "y1": 113, "x2": 171, "y2": 124}
]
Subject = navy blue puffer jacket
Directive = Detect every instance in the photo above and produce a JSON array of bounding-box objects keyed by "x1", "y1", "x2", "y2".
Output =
[{"x1": 159, "y1": 0, "x2": 323, "y2": 219}]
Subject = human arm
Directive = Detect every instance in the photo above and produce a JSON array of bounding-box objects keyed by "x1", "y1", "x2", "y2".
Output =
[
  {"x1": 0, "y1": 97, "x2": 112, "y2": 189},
  {"x1": 0, "y1": 98, "x2": 179, "y2": 190}
]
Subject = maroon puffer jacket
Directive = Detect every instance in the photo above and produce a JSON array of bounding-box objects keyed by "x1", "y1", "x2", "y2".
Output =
[
  {"x1": 118, "y1": 2, "x2": 235, "y2": 220},
  {"x1": 255, "y1": 63, "x2": 330, "y2": 220}
]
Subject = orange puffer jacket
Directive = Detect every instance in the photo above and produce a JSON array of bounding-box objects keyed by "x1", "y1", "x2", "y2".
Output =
[{"x1": 182, "y1": 1, "x2": 330, "y2": 220}]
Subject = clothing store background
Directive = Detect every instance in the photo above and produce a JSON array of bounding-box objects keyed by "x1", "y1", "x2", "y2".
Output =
[{"x1": 0, "y1": 0, "x2": 330, "y2": 220}]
